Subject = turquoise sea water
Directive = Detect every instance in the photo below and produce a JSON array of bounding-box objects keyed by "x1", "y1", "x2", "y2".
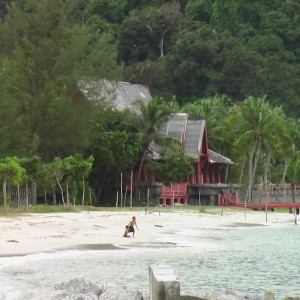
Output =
[{"x1": 0, "y1": 223, "x2": 299, "y2": 299}]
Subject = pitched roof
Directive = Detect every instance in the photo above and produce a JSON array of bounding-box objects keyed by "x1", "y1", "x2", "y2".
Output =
[
  {"x1": 149, "y1": 113, "x2": 234, "y2": 164},
  {"x1": 149, "y1": 114, "x2": 205, "y2": 160},
  {"x1": 79, "y1": 79, "x2": 151, "y2": 110},
  {"x1": 208, "y1": 149, "x2": 234, "y2": 165},
  {"x1": 158, "y1": 113, "x2": 206, "y2": 159},
  {"x1": 79, "y1": 81, "x2": 234, "y2": 165}
]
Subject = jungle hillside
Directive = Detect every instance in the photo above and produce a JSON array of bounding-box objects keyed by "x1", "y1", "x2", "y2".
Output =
[{"x1": 0, "y1": 0, "x2": 300, "y2": 205}]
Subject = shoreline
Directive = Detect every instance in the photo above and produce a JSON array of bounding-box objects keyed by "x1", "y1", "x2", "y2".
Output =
[{"x1": 0, "y1": 209, "x2": 296, "y2": 257}]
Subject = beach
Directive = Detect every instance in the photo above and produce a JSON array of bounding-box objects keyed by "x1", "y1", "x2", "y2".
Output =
[{"x1": 0, "y1": 208, "x2": 296, "y2": 257}]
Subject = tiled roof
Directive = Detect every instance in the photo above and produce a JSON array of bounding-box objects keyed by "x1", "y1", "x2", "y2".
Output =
[
  {"x1": 149, "y1": 114, "x2": 233, "y2": 164},
  {"x1": 159, "y1": 114, "x2": 205, "y2": 159},
  {"x1": 208, "y1": 149, "x2": 234, "y2": 165},
  {"x1": 149, "y1": 114, "x2": 205, "y2": 160},
  {"x1": 79, "y1": 79, "x2": 151, "y2": 110},
  {"x1": 159, "y1": 113, "x2": 188, "y2": 142},
  {"x1": 185, "y1": 119, "x2": 206, "y2": 159}
]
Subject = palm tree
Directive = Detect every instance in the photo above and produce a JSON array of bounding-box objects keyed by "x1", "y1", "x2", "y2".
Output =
[
  {"x1": 276, "y1": 118, "x2": 300, "y2": 186},
  {"x1": 259, "y1": 106, "x2": 287, "y2": 193},
  {"x1": 286, "y1": 158, "x2": 300, "y2": 203},
  {"x1": 131, "y1": 98, "x2": 171, "y2": 186},
  {"x1": 180, "y1": 95, "x2": 230, "y2": 152},
  {"x1": 231, "y1": 96, "x2": 282, "y2": 202}
]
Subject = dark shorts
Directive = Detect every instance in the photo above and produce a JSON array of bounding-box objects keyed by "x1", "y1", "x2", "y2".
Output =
[{"x1": 126, "y1": 225, "x2": 135, "y2": 233}]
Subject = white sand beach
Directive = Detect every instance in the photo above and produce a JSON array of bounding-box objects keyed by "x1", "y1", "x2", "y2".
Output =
[{"x1": 0, "y1": 208, "x2": 296, "y2": 256}]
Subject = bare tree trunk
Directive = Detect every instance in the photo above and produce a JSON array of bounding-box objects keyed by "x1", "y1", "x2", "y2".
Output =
[
  {"x1": 17, "y1": 184, "x2": 20, "y2": 208},
  {"x1": 81, "y1": 176, "x2": 85, "y2": 206},
  {"x1": 159, "y1": 26, "x2": 172, "y2": 57},
  {"x1": 89, "y1": 187, "x2": 92, "y2": 206},
  {"x1": 130, "y1": 170, "x2": 133, "y2": 210},
  {"x1": 66, "y1": 182, "x2": 70, "y2": 205},
  {"x1": 53, "y1": 188, "x2": 57, "y2": 205},
  {"x1": 25, "y1": 180, "x2": 29, "y2": 208},
  {"x1": 120, "y1": 173, "x2": 123, "y2": 207},
  {"x1": 3, "y1": 179, "x2": 7, "y2": 208},
  {"x1": 73, "y1": 181, "x2": 76, "y2": 205},
  {"x1": 56, "y1": 178, "x2": 65, "y2": 205}
]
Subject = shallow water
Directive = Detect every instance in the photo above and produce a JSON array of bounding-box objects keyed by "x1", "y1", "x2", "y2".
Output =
[{"x1": 0, "y1": 224, "x2": 299, "y2": 299}]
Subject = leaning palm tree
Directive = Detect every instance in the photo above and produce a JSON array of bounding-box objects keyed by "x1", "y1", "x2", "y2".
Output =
[{"x1": 131, "y1": 98, "x2": 171, "y2": 186}]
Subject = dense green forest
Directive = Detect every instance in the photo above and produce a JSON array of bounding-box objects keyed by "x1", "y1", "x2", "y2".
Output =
[{"x1": 0, "y1": 0, "x2": 300, "y2": 205}]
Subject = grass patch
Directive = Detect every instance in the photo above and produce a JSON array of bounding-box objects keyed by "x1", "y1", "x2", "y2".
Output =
[{"x1": 0, "y1": 204, "x2": 287, "y2": 217}]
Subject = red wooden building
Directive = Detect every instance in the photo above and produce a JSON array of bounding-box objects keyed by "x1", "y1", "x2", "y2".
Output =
[
  {"x1": 79, "y1": 80, "x2": 237, "y2": 206},
  {"x1": 135, "y1": 113, "x2": 238, "y2": 206}
]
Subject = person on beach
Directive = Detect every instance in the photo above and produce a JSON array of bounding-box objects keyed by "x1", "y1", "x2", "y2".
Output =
[{"x1": 123, "y1": 216, "x2": 138, "y2": 237}]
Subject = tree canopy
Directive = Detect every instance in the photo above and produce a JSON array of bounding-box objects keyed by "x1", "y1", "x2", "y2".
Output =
[{"x1": 1, "y1": 0, "x2": 300, "y2": 205}]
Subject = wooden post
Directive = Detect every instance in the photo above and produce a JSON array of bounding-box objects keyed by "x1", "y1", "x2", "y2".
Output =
[
  {"x1": 265, "y1": 192, "x2": 269, "y2": 223},
  {"x1": 17, "y1": 184, "x2": 20, "y2": 208},
  {"x1": 116, "y1": 191, "x2": 119, "y2": 208},
  {"x1": 120, "y1": 173, "x2": 123, "y2": 208},
  {"x1": 172, "y1": 191, "x2": 175, "y2": 208},
  {"x1": 25, "y1": 180, "x2": 29, "y2": 208},
  {"x1": 124, "y1": 186, "x2": 128, "y2": 207},
  {"x1": 89, "y1": 187, "x2": 92, "y2": 206},
  {"x1": 130, "y1": 170, "x2": 133, "y2": 210},
  {"x1": 221, "y1": 194, "x2": 224, "y2": 216},
  {"x1": 147, "y1": 188, "x2": 150, "y2": 210}
]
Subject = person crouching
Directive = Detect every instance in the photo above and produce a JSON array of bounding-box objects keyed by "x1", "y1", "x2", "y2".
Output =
[{"x1": 123, "y1": 216, "x2": 138, "y2": 237}]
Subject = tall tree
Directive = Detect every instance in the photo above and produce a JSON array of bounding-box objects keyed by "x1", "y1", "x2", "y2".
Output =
[
  {"x1": 0, "y1": 0, "x2": 121, "y2": 160},
  {"x1": 88, "y1": 109, "x2": 140, "y2": 203},
  {"x1": 211, "y1": 0, "x2": 238, "y2": 33},
  {"x1": 0, "y1": 156, "x2": 25, "y2": 207},
  {"x1": 131, "y1": 97, "x2": 171, "y2": 186},
  {"x1": 229, "y1": 96, "x2": 283, "y2": 201}
]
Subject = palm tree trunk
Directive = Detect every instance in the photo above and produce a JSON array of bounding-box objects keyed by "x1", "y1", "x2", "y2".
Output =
[
  {"x1": 263, "y1": 151, "x2": 271, "y2": 193},
  {"x1": 137, "y1": 150, "x2": 147, "y2": 186},
  {"x1": 135, "y1": 150, "x2": 148, "y2": 202},
  {"x1": 247, "y1": 143, "x2": 257, "y2": 202},
  {"x1": 291, "y1": 183, "x2": 296, "y2": 203},
  {"x1": 238, "y1": 157, "x2": 245, "y2": 185},
  {"x1": 252, "y1": 142, "x2": 261, "y2": 185},
  {"x1": 279, "y1": 160, "x2": 289, "y2": 185}
]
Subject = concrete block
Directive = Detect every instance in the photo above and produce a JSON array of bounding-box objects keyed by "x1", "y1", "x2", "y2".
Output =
[{"x1": 149, "y1": 265, "x2": 180, "y2": 300}]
